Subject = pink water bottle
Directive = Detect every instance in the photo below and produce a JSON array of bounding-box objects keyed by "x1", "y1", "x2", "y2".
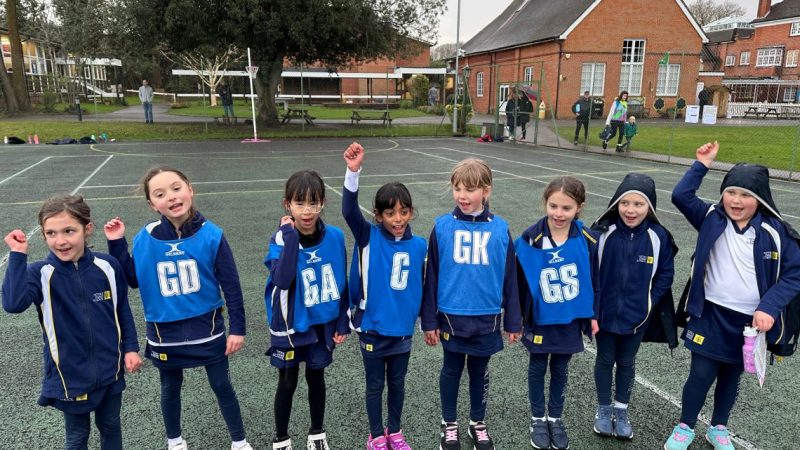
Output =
[{"x1": 742, "y1": 326, "x2": 758, "y2": 374}]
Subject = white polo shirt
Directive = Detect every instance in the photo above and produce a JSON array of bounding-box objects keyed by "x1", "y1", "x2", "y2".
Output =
[{"x1": 704, "y1": 220, "x2": 760, "y2": 315}]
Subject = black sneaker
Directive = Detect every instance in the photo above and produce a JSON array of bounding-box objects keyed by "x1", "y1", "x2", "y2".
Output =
[
  {"x1": 468, "y1": 421, "x2": 494, "y2": 450},
  {"x1": 549, "y1": 419, "x2": 570, "y2": 450},
  {"x1": 529, "y1": 418, "x2": 550, "y2": 449},
  {"x1": 602, "y1": 140, "x2": 608, "y2": 149},
  {"x1": 616, "y1": 144, "x2": 624, "y2": 153},
  {"x1": 306, "y1": 431, "x2": 330, "y2": 450},
  {"x1": 440, "y1": 422, "x2": 460, "y2": 450}
]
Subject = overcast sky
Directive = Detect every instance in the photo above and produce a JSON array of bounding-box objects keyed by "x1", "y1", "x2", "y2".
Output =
[{"x1": 437, "y1": 0, "x2": 760, "y2": 43}]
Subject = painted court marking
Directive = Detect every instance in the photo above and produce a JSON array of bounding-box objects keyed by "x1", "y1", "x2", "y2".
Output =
[{"x1": 0, "y1": 155, "x2": 114, "y2": 270}]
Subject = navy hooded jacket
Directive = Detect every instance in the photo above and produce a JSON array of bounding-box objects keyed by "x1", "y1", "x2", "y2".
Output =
[
  {"x1": 2, "y1": 248, "x2": 139, "y2": 400},
  {"x1": 673, "y1": 161, "x2": 800, "y2": 348}
]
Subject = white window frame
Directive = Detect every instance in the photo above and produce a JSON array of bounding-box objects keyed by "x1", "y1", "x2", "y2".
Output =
[
  {"x1": 619, "y1": 39, "x2": 645, "y2": 95},
  {"x1": 580, "y1": 63, "x2": 605, "y2": 96},
  {"x1": 523, "y1": 66, "x2": 534, "y2": 83},
  {"x1": 499, "y1": 84, "x2": 510, "y2": 102},
  {"x1": 725, "y1": 55, "x2": 735, "y2": 66},
  {"x1": 476, "y1": 72, "x2": 484, "y2": 97},
  {"x1": 791, "y1": 22, "x2": 800, "y2": 36},
  {"x1": 786, "y1": 50, "x2": 799, "y2": 68},
  {"x1": 756, "y1": 48, "x2": 783, "y2": 67},
  {"x1": 740, "y1": 52, "x2": 750, "y2": 65},
  {"x1": 656, "y1": 64, "x2": 681, "y2": 96},
  {"x1": 784, "y1": 87, "x2": 797, "y2": 102}
]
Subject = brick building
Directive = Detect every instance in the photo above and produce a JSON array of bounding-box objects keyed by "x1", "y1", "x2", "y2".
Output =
[
  {"x1": 458, "y1": 0, "x2": 707, "y2": 119},
  {"x1": 701, "y1": 0, "x2": 800, "y2": 111}
]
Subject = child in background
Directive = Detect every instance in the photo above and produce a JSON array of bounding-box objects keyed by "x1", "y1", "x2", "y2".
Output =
[
  {"x1": 664, "y1": 142, "x2": 800, "y2": 450},
  {"x1": 590, "y1": 173, "x2": 675, "y2": 440},
  {"x1": 342, "y1": 142, "x2": 426, "y2": 450},
  {"x1": 105, "y1": 167, "x2": 251, "y2": 450},
  {"x1": 264, "y1": 170, "x2": 349, "y2": 450},
  {"x1": 3, "y1": 194, "x2": 141, "y2": 450},
  {"x1": 514, "y1": 176, "x2": 599, "y2": 450},
  {"x1": 620, "y1": 116, "x2": 637, "y2": 153},
  {"x1": 421, "y1": 157, "x2": 522, "y2": 450}
]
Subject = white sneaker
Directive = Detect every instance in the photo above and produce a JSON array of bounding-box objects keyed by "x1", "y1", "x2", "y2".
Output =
[
  {"x1": 233, "y1": 442, "x2": 254, "y2": 450},
  {"x1": 168, "y1": 441, "x2": 188, "y2": 450},
  {"x1": 273, "y1": 438, "x2": 292, "y2": 450},
  {"x1": 307, "y1": 431, "x2": 330, "y2": 450}
]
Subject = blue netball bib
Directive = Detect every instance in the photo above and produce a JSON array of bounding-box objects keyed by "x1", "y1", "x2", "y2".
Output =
[{"x1": 515, "y1": 223, "x2": 594, "y2": 325}]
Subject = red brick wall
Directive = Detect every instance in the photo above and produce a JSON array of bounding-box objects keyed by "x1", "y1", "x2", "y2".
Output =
[
  {"x1": 462, "y1": 0, "x2": 704, "y2": 118},
  {"x1": 718, "y1": 23, "x2": 800, "y2": 81}
]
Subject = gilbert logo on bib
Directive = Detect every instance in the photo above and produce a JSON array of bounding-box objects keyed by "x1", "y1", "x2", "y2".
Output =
[
  {"x1": 165, "y1": 242, "x2": 185, "y2": 257},
  {"x1": 547, "y1": 250, "x2": 564, "y2": 264},
  {"x1": 306, "y1": 250, "x2": 322, "y2": 264}
]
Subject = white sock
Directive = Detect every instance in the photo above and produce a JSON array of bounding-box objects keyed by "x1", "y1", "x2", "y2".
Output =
[
  {"x1": 167, "y1": 437, "x2": 184, "y2": 447},
  {"x1": 547, "y1": 416, "x2": 560, "y2": 422},
  {"x1": 532, "y1": 416, "x2": 546, "y2": 422},
  {"x1": 614, "y1": 401, "x2": 628, "y2": 410},
  {"x1": 469, "y1": 419, "x2": 484, "y2": 426},
  {"x1": 232, "y1": 440, "x2": 248, "y2": 449},
  {"x1": 442, "y1": 419, "x2": 457, "y2": 426}
]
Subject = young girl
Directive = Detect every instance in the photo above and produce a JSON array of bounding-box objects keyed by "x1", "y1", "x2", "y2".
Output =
[
  {"x1": 664, "y1": 142, "x2": 800, "y2": 450},
  {"x1": 3, "y1": 194, "x2": 141, "y2": 450},
  {"x1": 603, "y1": 90, "x2": 628, "y2": 151},
  {"x1": 341, "y1": 142, "x2": 426, "y2": 450},
  {"x1": 420, "y1": 157, "x2": 521, "y2": 450},
  {"x1": 620, "y1": 115, "x2": 638, "y2": 153},
  {"x1": 590, "y1": 173, "x2": 675, "y2": 440},
  {"x1": 104, "y1": 167, "x2": 252, "y2": 450},
  {"x1": 514, "y1": 176, "x2": 599, "y2": 450},
  {"x1": 264, "y1": 170, "x2": 349, "y2": 450}
]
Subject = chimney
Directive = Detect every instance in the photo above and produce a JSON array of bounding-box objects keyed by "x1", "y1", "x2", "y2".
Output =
[{"x1": 757, "y1": 0, "x2": 771, "y2": 18}]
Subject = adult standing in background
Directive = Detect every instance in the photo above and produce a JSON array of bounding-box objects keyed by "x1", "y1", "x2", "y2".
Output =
[
  {"x1": 139, "y1": 79, "x2": 154, "y2": 124},
  {"x1": 517, "y1": 92, "x2": 533, "y2": 141},
  {"x1": 573, "y1": 91, "x2": 591, "y2": 145},
  {"x1": 603, "y1": 91, "x2": 628, "y2": 151},
  {"x1": 216, "y1": 80, "x2": 235, "y2": 124},
  {"x1": 428, "y1": 84, "x2": 439, "y2": 106},
  {"x1": 505, "y1": 92, "x2": 519, "y2": 140}
]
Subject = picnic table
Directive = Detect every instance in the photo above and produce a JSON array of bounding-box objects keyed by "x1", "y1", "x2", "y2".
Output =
[
  {"x1": 350, "y1": 110, "x2": 393, "y2": 125},
  {"x1": 759, "y1": 107, "x2": 779, "y2": 119},
  {"x1": 281, "y1": 106, "x2": 316, "y2": 125},
  {"x1": 743, "y1": 106, "x2": 780, "y2": 119},
  {"x1": 780, "y1": 106, "x2": 800, "y2": 120}
]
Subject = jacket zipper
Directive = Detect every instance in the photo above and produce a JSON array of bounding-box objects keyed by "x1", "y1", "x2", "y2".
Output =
[{"x1": 75, "y1": 261, "x2": 97, "y2": 391}]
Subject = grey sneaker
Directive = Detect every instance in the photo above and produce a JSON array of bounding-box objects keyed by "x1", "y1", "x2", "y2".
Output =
[
  {"x1": 529, "y1": 418, "x2": 550, "y2": 449},
  {"x1": 613, "y1": 407, "x2": 633, "y2": 439},
  {"x1": 593, "y1": 405, "x2": 613, "y2": 436},
  {"x1": 549, "y1": 419, "x2": 569, "y2": 450}
]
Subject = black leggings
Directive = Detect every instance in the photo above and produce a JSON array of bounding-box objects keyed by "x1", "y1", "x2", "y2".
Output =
[
  {"x1": 607, "y1": 120, "x2": 625, "y2": 145},
  {"x1": 274, "y1": 366, "x2": 326, "y2": 439}
]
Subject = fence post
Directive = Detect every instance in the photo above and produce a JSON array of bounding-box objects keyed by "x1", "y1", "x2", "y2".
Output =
[{"x1": 790, "y1": 118, "x2": 800, "y2": 180}]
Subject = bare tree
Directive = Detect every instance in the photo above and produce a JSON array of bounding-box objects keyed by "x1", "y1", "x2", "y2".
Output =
[
  {"x1": 688, "y1": 0, "x2": 746, "y2": 27},
  {"x1": 431, "y1": 42, "x2": 463, "y2": 62},
  {"x1": 160, "y1": 45, "x2": 242, "y2": 107}
]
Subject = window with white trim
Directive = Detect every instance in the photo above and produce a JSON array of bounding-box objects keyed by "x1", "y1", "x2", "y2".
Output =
[
  {"x1": 499, "y1": 85, "x2": 510, "y2": 102},
  {"x1": 740, "y1": 52, "x2": 750, "y2": 65},
  {"x1": 786, "y1": 50, "x2": 799, "y2": 68},
  {"x1": 476, "y1": 72, "x2": 484, "y2": 97},
  {"x1": 524, "y1": 66, "x2": 534, "y2": 83},
  {"x1": 725, "y1": 55, "x2": 735, "y2": 66},
  {"x1": 656, "y1": 64, "x2": 681, "y2": 96},
  {"x1": 619, "y1": 39, "x2": 645, "y2": 95},
  {"x1": 784, "y1": 87, "x2": 797, "y2": 102},
  {"x1": 756, "y1": 48, "x2": 783, "y2": 66},
  {"x1": 791, "y1": 22, "x2": 800, "y2": 36},
  {"x1": 580, "y1": 63, "x2": 605, "y2": 96}
]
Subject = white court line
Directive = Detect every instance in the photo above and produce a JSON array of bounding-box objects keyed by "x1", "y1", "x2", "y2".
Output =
[
  {"x1": 0, "y1": 157, "x2": 51, "y2": 186},
  {"x1": 432, "y1": 146, "x2": 800, "y2": 220},
  {"x1": 82, "y1": 171, "x2": 454, "y2": 189},
  {"x1": 582, "y1": 346, "x2": 762, "y2": 450},
  {"x1": 407, "y1": 146, "x2": 763, "y2": 450},
  {"x1": 0, "y1": 155, "x2": 114, "y2": 270}
]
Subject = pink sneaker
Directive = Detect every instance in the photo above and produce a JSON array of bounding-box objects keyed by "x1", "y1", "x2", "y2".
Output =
[
  {"x1": 386, "y1": 430, "x2": 411, "y2": 450},
  {"x1": 366, "y1": 434, "x2": 389, "y2": 450}
]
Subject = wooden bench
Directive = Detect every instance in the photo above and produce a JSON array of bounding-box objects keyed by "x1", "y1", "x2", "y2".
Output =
[
  {"x1": 743, "y1": 106, "x2": 760, "y2": 119},
  {"x1": 281, "y1": 107, "x2": 316, "y2": 125},
  {"x1": 759, "y1": 107, "x2": 779, "y2": 119},
  {"x1": 627, "y1": 97, "x2": 650, "y2": 118},
  {"x1": 351, "y1": 110, "x2": 393, "y2": 125}
]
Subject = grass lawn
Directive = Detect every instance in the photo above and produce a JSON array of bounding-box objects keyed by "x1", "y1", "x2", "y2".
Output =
[
  {"x1": 167, "y1": 100, "x2": 433, "y2": 120},
  {"x1": 556, "y1": 122, "x2": 800, "y2": 171},
  {"x1": 0, "y1": 121, "x2": 477, "y2": 142}
]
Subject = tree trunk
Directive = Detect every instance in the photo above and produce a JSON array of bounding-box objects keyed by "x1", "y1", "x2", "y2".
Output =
[
  {"x1": 256, "y1": 59, "x2": 283, "y2": 125},
  {"x1": 0, "y1": 58, "x2": 20, "y2": 113},
  {"x1": 6, "y1": 0, "x2": 31, "y2": 110}
]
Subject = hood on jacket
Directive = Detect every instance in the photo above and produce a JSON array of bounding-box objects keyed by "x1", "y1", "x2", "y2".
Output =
[
  {"x1": 592, "y1": 173, "x2": 658, "y2": 230},
  {"x1": 720, "y1": 163, "x2": 800, "y2": 240}
]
